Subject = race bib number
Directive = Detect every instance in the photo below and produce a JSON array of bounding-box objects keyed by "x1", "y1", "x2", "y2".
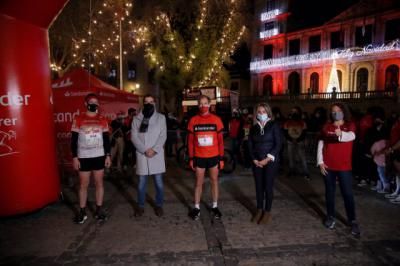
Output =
[
  {"x1": 84, "y1": 131, "x2": 102, "y2": 147},
  {"x1": 198, "y1": 135, "x2": 213, "y2": 147}
]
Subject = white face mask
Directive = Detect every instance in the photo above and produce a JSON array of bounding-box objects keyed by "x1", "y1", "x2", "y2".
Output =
[{"x1": 257, "y1": 113, "x2": 269, "y2": 122}]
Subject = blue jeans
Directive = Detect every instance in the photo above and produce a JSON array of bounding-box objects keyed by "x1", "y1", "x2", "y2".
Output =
[
  {"x1": 377, "y1": 165, "x2": 390, "y2": 189},
  {"x1": 138, "y1": 174, "x2": 163, "y2": 208},
  {"x1": 324, "y1": 170, "x2": 356, "y2": 223}
]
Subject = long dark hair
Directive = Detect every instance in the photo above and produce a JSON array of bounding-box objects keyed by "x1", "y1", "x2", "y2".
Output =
[{"x1": 330, "y1": 102, "x2": 351, "y2": 122}]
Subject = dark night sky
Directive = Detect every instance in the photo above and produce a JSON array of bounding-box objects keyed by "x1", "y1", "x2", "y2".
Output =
[{"x1": 287, "y1": 0, "x2": 360, "y2": 32}]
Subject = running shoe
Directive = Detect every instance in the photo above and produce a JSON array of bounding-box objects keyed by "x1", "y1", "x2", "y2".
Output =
[
  {"x1": 211, "y1": 207, "x2": 222, "y2": 219},
  {"x1": 324, "y1": 216, "x2": 335, "y2": 229},
  {"x1": 75, "y1": 209, "x2": 88, "y2": 224},
  {"x1": 189, "y1": 208, "x2": 201, "y2": 220},
  {"x1": 351, "y1": 221, "x2": 361, "y2": 238}
]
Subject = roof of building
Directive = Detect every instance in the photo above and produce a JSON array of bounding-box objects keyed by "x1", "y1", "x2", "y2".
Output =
[{"x1": 327, "y1": 0, "x2": 400, "y2": 25}]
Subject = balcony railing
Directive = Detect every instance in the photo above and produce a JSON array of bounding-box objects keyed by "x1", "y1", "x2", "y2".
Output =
[{"x1": 238, "y1": 90, "x2": 398, "y2": 106}]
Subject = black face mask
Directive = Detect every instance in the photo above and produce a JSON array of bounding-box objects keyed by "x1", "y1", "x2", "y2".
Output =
[
  {"x1": 291, "y1": 113, "x2": 300, "y2": 120},
  {"x1": 142, "y1": 103, "x2": 155, "y2": 118},
  {"x1": 87, "y1": 103, "x2": 98, "y2": 113}
]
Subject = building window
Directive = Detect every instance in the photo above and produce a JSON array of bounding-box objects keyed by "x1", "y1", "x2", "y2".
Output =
[
  {"x1": 107, "y1": 63, "x2": 118, "y2": 86},
  {"x1": 263, "y1": 75, "x2": 273, "y2": 96},
  {"x1": 337, "y1": 70, "x2": 343, "y2": 90},
  {"x1": 356, "y1": 68, "x2": 369, "y2": 91},
  {"x1": 127, "y1": 61, "x2": 136, "y2": 81},
  {"x1": 330, "y1": 31, "x2": 344, "y2": 49},
  {"x1": 288, "y1": 71, "x2": 301, "y2": 95},
  {"x1": 264, "y1": 21, "x2": 275, "y2": 31},
  {"x1": 266, "y1": 0, "x2": 276, "y2": 11},
  {"x1": 309, "y1": 35, "x2": 321, "y2": 53},
  {"x1": 288, "y1": 39, "x2": 300, "y2": 56},
  {"x1": 385, "y1": 19, "x2": 400, "y2": 43},
  {"x1": 310, "y1": 72, "x2": 319, "y2": 93},
  {"x1": 385, "y1": 64, "x2": 399, "y2": 91},
  {"x1": 264, "y1": 44, "x2": 273, "y2": 59},
  {"x1": 355, "y1": 25, "x2": 373, "y2": 47}
]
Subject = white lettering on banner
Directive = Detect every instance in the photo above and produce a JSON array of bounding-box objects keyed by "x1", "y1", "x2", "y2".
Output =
[
  {"x1": 259, "y1": 28, "x2": 279, "y2": 39},
  {"x1": 64, "y1": 91, "x2": 91, "y2": 97},
  {"x1": 260, "y1": 9, "x2": 281, "y2": 22},
  {"x1": 250, "y1": 40, "x2": 400, "y2": 72},
  {"x1": 0, "y1": 130, "x2": 19, "y2": 157},
  {"x1": 99, "y1": 91, "x2": 116, "y2": 98},
  {"x1": 0, "y1": 94, "x2": 31, "y2": 107},
  {"x1": 52, "y1": 78, "x2": 73, "y2": 88},
  {"x1": 54, "y1": 109, "x2": 80, "y2": 123},
  {"x1": 57, "y1": 132, "x2": 72, "y2": 139},
  {"x1": 0, "y1": 118, "x2": 17, "y2": 126}
]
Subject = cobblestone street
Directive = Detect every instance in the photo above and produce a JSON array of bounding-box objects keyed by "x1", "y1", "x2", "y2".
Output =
[{"x1": 1, "y1": 159, "x2": 400, "y2": 265}]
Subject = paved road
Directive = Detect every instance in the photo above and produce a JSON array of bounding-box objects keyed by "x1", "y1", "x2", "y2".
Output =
[{"x1": 1, "y1": 159, "x2": 400, "y2": 265}]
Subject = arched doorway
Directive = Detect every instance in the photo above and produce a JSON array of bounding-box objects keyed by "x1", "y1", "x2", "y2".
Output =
[
  {"x1": 263, "y1": 75, "x2": 273, "y2": 96},
  {"x1": 288, "y1": 72, "x2": 301, "y2": 95},
  {"x1": 385, "y1": 64, "x2": 399, "y2": 91},
  {"x1": 337, "y1": 70, "x2": 343, "y2": 90},
  {"x1": 310, "y1": 72, "x2": 319, "y2": 93},
  {"x1": 356, "y1": 68, "x2": 369, "y2": 91}
]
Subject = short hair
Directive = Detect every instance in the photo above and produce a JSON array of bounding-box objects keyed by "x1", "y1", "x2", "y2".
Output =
[
  {"x1": 330, "y1": 102, "x2": 351, "y2": 122},
  {"x1": 128, "y1": 107, "x2": 136, "y2": 114},
  {"x1": 143, "y1": 94, "x2": 155, "y2": 103},
  {"x1": 198, "y1": 95, "x2": 211, "y2": 103},
  {"x1": 85, "y1": 93, "x2": 98, "y2": 103},
  {"x1": 255, "y1": 102, "x2": 273, "y2": 119}
]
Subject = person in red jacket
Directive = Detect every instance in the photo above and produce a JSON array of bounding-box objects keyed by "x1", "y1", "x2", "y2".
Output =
[
  {"x1": 187, "y1": 95, "x2": 224, "y2": 220},
  {"x1": 317, "y1": 102, "x2": 360, "y2": 237}
]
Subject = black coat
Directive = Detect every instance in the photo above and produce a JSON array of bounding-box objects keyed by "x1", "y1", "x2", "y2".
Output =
[{"x1": 248, "y1": 121, "x2": 283, "y2": 161}]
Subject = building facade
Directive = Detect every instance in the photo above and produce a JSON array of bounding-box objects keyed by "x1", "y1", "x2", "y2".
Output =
[{"x1": 250, "y1": 0, "x2": 400, "y2": 96}]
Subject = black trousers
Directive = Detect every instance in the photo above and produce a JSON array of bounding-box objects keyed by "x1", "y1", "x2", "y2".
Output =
[{"x1": 253, "y1": 162, "x2": 279, "y2": 211}]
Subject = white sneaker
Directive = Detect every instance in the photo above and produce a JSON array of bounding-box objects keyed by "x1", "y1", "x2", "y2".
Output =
[
  {"x1": 385, "y1": 192, "x2": 399, "y2": 199},
  {"x1": 357, "y1": 180, "x2": 367, "y2": 187},
  {"x1": 390, "y1": 195, "x2": 400, "y2": 204},
  {"x1": 370, "y1": 186, "x2": 378, "y2": 191},
  {"x1": 377, "y1": 188, "x2": 390, "y2": 194}
]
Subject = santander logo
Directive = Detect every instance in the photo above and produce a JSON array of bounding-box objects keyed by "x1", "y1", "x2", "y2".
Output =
[{"x1": 52, "y1": 78, "x2": 73, "y2": 88}]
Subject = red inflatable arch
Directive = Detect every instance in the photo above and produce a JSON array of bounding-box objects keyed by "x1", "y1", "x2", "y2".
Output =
[{"x1": 0, "y1": 0, "x2": 69, "y2": 216}]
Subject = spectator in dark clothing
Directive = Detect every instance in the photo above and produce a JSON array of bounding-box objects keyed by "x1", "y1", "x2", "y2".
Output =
[
  {"x1": 111, "y1": 111, "x2": 128, "y2": 171},
  {"x1": 229, "y1": 109, "x2": 243, "y2": 162},
  {"x1": 240, "y1": 114, "x2": 253, "y2": 169},
  {"x1": 283, "y1": 106, "x2": 309, "y2": 179},
  {"x1": 123, "y1": 108, "x2": 136, "y2": 169},
  {"x1": 308, "y1": 107, "x2": 327, "y2": 133},
  {"x1": 166, "y1": 112, "x2": 180, "y2": 157},
  {"x1": 248, "y1": 103, "x2": 283, "y2": 225}
]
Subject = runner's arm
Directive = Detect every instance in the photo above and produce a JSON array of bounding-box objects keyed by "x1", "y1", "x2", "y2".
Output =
[
  {"x1": 71, "y1": 132, "x2": 78, "y2": 158},
  {"x1": 103, "y1": 132, "x2": 111, "y2": 156},
  {"x1": 218, "y1": 130, "x2": 224, "y2": 158}
]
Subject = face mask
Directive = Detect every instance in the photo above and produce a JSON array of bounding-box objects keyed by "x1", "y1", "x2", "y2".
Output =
[
  {"x1": 331, "y1": 111, "x2": 344, "y2": 121},
  {"x1": 291, "y1": 112, "x2": 300, "y2": 120},
  {"x1": 142, "y1": 103, "x2": 155, "y2": 118},
  {"x1": 257, "y1": 113, "x2": 269, "y2": 122},
  {"x1": 199, "y1": 106, "x2": 209, "y2": 115},
  {"x1": 87, "y1": 103, "x2": 98, "y2": 113}
]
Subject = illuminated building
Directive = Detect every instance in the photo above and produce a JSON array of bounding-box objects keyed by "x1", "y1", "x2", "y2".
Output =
[{"x1": 250, "y1": 0, "x2": 400, "y2": 96}]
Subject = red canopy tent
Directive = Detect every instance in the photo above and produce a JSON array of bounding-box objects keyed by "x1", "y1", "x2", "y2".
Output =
[{"x1": 52, "y1": 68, "x2": 139, "y2": 169}]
